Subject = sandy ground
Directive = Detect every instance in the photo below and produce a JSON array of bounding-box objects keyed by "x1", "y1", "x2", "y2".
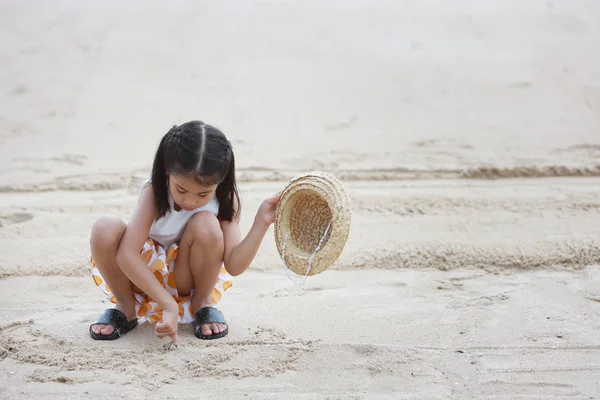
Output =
[
  {"x1": 1, "y1": 267, "x2": 600, "y2": 399},
  {"x1": 2, "y1": 0, "x2": 600, "y2": 399}
]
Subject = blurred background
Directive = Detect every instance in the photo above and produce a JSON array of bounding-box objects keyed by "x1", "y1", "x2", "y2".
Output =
[{"x1": 1, "y1": 0, "x2": 599, "y2": 191}]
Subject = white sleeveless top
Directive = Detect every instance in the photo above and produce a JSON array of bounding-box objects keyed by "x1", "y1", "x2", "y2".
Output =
[{"x1": 143, "y1": 180, "x2": 220, "y2": 248}]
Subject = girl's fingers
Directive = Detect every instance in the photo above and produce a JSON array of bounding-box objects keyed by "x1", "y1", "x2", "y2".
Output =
[
  {"x1": 155, "y1": 323, "x2": 174, "y2": 335},
  {"x1": 267, "y1": 193, "x2": 281, "y2": 203},
  {"x1": 156, "y1": 328, "x2": 174, "y2": 337},
  {"x1": 156, "y1": 329, "x2": 169, "y2": 338},
  {"x1": 156, "y1": 331, "x2": 168, "y2": 339}
]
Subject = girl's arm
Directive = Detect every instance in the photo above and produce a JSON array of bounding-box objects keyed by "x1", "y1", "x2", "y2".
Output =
[
  {"x1": 221, "y1": 193, "x2": 281, "y2": 276},
  {"x1": 115, "y1": 185, "x2": 178, "y2": 313}
]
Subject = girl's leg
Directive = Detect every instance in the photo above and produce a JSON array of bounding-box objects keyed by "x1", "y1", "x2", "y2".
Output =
[
  {"x1": 89, "y1": 215, "x2": 137, "y2": 336},
  {"x1": 174, "y1": 211, "x2": 227, "y2": 336}
]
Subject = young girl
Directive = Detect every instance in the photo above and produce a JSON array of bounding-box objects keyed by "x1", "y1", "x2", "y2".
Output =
[{"x1": 88, "y1": 120, "x2": 280, "y2": 343}]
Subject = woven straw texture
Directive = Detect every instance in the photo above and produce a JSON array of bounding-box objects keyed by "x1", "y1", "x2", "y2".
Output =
[{"x1": 274, "y1": 171, "x2": 351, "y2": 276}]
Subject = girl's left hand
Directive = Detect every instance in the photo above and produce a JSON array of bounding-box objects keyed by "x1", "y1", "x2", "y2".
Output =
[{"x1": 255, "y1": 192, "x2": 281, "y2": 226}]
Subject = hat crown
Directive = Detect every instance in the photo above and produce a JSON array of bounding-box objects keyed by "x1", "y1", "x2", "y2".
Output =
[{"x1": 274, "y1": 171, "x2": 351, "y2": 276}]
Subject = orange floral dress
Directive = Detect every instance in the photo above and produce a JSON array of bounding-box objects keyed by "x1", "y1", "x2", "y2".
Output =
[{"x1": 91, "y1": 238, "x2": 233, "y2": 324}]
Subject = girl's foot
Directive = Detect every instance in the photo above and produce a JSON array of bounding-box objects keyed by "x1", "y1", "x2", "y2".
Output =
[
  {"x1": 200, "y1": 321, "x2": 228, "y2": 336},
  {"x1": 193, "y1": 306, "x2": 228, "y2": 339},
  {"x1": 90, "y1": 303, "x2": 137, "y2": 337}
]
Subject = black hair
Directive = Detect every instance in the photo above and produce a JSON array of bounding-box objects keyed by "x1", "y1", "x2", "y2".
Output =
[{"x1": 150, "y1": 120, "x2": 241, "y2": 221}]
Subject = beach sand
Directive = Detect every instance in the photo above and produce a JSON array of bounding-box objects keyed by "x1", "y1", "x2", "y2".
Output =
[{"x1": 1, "y1": 1, "x2": 600, "y2": 398}]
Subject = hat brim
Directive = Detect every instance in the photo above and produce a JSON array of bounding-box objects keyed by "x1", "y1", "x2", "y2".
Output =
[{"x1": 274, "y1": 171, "x2": 351, "y2": 276}]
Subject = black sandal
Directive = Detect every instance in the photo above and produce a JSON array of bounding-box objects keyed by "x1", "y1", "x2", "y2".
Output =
[
  {"x1": 89, "y1": 309, "x2": 138, "y2": 341},
  {"x1": 193, "y1": 307, "x2": 228, "y2": 340}
]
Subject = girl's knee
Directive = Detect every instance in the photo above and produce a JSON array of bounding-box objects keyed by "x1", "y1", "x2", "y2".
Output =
[
  {"x1": 187, "y1": 212, "x2": 223, "y2": 247},
  {"x1": 90, "y1": 215, "x2": 126, "y2": 248}
]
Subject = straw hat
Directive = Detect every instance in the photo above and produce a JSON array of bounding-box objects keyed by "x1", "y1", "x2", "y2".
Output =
[{"x1": 274, "y1": 171, "x2": 351, "y2": 276}]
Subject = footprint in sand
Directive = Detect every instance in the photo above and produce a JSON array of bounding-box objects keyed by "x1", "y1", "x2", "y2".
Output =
[
  {"x1": 325, "y1": 115, "x2": 358, "y2": 131},
  {"x1": 8, "y1": 84, "x2": 28, "y2": 96},
  {"x1": 0, "y1": 213, "x2": 34, "y2": 227}
]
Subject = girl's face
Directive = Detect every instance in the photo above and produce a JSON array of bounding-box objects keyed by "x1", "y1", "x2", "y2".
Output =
[{"x1": 168, "y1": 173, "x2": 217, "y2": 212}]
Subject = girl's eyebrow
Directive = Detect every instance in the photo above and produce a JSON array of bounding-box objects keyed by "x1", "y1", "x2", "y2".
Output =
[{"x1": 176, "y1": 184, "x2": 212, "y2": 195}]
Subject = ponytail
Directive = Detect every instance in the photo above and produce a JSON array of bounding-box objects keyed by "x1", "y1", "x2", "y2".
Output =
[
  {"x1": 215, "y1": 144, "x2": 241, "y2": 222},
  {"x1": 151, "y1": 126, "x2": 178, "y2": 220}
]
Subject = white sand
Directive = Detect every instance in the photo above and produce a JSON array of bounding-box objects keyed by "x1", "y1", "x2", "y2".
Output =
[{"x1": 2, "y1": 1, "x2": 600, "y2": 398}]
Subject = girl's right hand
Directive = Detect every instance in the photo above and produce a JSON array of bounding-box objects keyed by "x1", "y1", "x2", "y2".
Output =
[{"x1": 155, "y1": 308, "x2": 179, "y2": 344}]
